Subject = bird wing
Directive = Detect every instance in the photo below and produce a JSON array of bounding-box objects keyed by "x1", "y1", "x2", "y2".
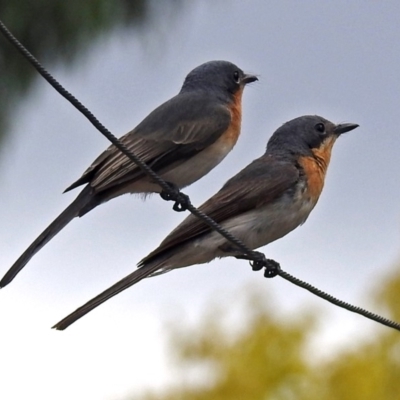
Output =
[
  {"x1": 139, "y1": 156, "x2": 299, "y2": 265},
  {"x1": 52, "y1": 156, "x2": 299, "y2": 331},
  {"x1": 64, "y1": 92, "x2": 231, "y2": 193}
]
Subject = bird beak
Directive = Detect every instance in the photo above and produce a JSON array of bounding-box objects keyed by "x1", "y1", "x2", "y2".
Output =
[
  {"x1": 242, "y1": 74, "x2": 258, "y2": 85},
  {"x1": 334, "y1": 123, "x2": 359, "y2": 135}
]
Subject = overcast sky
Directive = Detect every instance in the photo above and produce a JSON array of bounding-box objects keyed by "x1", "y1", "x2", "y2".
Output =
[{"x1": 1, "y1": 1, "x2": 400, "y2": 399}]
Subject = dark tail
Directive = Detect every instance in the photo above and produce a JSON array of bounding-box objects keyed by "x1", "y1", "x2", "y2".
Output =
[
  {"x1": 52, "y1": 261, "x2": 165, "y2": 330},
  {"x1": 0, "y1": 186, "x2": 93, "y2": 288}
]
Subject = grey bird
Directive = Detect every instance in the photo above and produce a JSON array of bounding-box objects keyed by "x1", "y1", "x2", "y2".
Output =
[
  {"x1": 1, "y1": 60, "x2": 257, "y2": 288},
  {"x1": 52, "y1": 115, "x2": 359, "y2": 330}
]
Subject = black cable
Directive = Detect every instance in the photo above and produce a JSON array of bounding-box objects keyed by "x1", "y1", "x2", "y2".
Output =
[
  {"x1": 1, "y1": 18, "x2": 399, "y2": 333},
  {"x1": 277, "y1": 267, "x2": 400, "y2": 331}
]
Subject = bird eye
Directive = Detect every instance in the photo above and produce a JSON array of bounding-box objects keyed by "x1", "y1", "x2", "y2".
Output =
[
  {"x1": 233, "y1": 71, "x2": 240, "y2": 83},
  {"x1": 315, "y1": 123, "x2": 325, "y2": 134}
]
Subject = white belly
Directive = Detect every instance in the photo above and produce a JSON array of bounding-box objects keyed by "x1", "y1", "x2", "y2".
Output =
[
  {"x1": 165, "y1": 190, "x2": 318, "y2": 269},
  {"x1": 161, "y1": 140, "x2": 234, "y2": 189},
  {"x1": 127, "y1": 135, "x2": 236, "y2": 194}
]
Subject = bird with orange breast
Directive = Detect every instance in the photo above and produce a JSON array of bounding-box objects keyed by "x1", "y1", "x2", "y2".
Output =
[
  {"x1": 1, "y1": 60, "x2": 257, "y2": 288},
  {"x1": 52, "y1": 115, "x2": 359, "y2": 330}
]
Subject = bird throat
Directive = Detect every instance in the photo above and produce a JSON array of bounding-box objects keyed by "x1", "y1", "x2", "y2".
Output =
[{"x1": 299, "y1": 136, "x2": 336, "y2": 201}]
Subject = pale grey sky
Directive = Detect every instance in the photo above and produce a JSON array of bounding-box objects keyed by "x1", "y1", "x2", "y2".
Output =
[{"x1": 1, "y1": 1, "x2": 400, "y2": 399}]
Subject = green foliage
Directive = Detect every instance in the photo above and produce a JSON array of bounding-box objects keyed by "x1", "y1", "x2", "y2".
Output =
[
  {"x1": 0, "y1": 0, "x2": 181, "y2": 144},
  {"x1": 132, "y1": 270, "x2": 400, "y2": 400}
]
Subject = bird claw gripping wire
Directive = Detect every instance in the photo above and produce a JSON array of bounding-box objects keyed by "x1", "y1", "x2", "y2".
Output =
[
  {"x1": 236, "y1": 252, "x2": 280, "y2": 277},
  {"x1": 262, "y1": 259, "x2": 281, "y2": 278},
  {"x1": 251, "y1": 254, "x2": 280, "y2": 277},
  {"x1": 159, "y1": 182, "x2": 190, "y2": 212}
]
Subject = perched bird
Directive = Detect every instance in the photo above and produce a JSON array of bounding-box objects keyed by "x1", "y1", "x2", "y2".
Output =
[
  {"x1": 53, "y1": 115, "x2": 359, "y2": 330},
  {"x1": 1, "y1": 60, "x2": 257, "y2": 288}
]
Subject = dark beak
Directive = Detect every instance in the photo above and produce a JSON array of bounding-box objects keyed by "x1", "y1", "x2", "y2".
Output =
[
  {"x1": 242, "y1": 73, "x2": 258, "y2": 85},
  {"x1": 334, "y1": 123, "x2": 359, "y2": 135}
]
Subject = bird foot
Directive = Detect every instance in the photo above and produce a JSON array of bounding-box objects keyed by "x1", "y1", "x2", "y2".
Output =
[
  {"x1": 236, "y1": 251, "x2": 281, "y2": 277},
  {"x1": 160, "y1": 182, "x2": 189, "y2": 212}
]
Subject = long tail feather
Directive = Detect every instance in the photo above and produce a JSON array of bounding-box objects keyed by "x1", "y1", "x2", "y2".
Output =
[
  {"x1": 0, "y1": 186, "x2": 93, "y2": 288},
  {"x1": 52, "y1": 261, "x2": 164, "y2": 330}
]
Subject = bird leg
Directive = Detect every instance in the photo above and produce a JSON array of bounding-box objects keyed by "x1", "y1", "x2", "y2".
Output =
[{"x1": 159, "y1": 182, "x2": 190, "y2": 212}]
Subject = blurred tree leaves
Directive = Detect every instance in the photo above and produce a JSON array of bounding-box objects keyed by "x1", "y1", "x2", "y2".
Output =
[
  {"x1": 132, "y1": 269, "x2": 400, "y2": 400},
  {"x1": 0, "y1": 0, "x2": 182, "y2": 143}
]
